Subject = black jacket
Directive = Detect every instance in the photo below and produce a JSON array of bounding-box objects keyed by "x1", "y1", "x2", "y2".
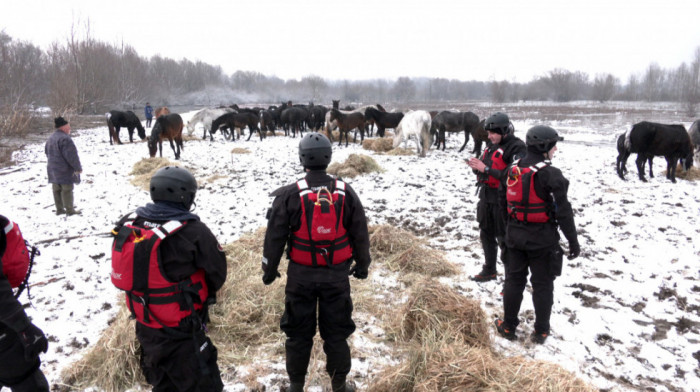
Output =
[
  {"x1": 263, "y1": 170, "x2": 371, "y2": 282},
  {"x1": 476, "y1": 134, "x2": 526, "y2": 203},
  {"x1": 498, "y1": 152, "x2": 579, "y2": 250}
]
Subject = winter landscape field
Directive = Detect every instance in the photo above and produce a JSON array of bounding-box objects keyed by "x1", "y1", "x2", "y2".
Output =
[{"x1": 1, "y1": 100, "x2": 699, "y2": 392}]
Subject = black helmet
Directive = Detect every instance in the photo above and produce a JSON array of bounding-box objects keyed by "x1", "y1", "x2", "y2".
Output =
[
  {"x1": 526, "y1": 125, "x2": 564, "y2": 153},
  {"x1": 150, "y1": 166, "x2": 198, "y2": 209},
  {"x1": 299, "y1": 132, "x2": 332, "y2": 169},
  {"x1": 484, "y1": 112, "x2": 514, "y2": 135}
]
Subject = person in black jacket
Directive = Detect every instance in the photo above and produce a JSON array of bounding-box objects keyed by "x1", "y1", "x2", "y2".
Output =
[
  {"x1": 467, "y1": 112, "x2": 526, "y2": 282},
  {"x1": 495, "y1": 125, "x2": 580, "y2": 344},
  {"x1": 0, "y1": 215, "x2": 49, "y2": 392},
  {"x1": 262, "y1": 132, "x2": 370, "y2": 392},
  {"x1": 111, "y1": 167, "x2": 227, "y2": 392}
]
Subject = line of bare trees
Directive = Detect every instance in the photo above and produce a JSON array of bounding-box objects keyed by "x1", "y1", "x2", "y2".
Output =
[{"x1": 2, "y1": 26, "x2": 700, "y2": 141}]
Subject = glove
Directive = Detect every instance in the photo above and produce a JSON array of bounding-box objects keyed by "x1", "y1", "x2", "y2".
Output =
[
  {"x1": 349, "y1": 265, "x2": 368, "y2": 280},
  {"x1": 262, "y1": 270, "x2": 281, "y2": 285},
  {"x1": 17, "y1": 323, "x2": 48, "y2": 361},
  {"x1": 567, "y1": 241, "x2": 581, "y2": 260}
]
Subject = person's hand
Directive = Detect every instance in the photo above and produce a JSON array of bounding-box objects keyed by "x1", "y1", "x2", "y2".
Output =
[
  {"x1": 262, "y1": 270, "x2": 281, "y2": 285},
  {"x1": 349, "y1": 265, "x2": 368, "y2": 279},
  {"x1": 567, "y1": 241, "x2": 581, "y2": 260},
  {"x1": 467, "y1": 157, "x2": 486, "y2": 172},
  {"x1": 17, "y1": 323, "x2": 48, "y2": 361}
]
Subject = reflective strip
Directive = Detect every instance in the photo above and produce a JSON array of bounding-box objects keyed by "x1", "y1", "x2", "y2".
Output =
[
  {"x1": 297, "y1": 180, "x2": 308, "y2": 190},
  {"x1": 336, "y1": 180, "x2": 346, "y2": 190},
  {"x1": 162, "y1": 220, "x2": 182, "y2": 234},
  {"x1": 4, "y1": 221, "x2": 13, "y2": 234}
]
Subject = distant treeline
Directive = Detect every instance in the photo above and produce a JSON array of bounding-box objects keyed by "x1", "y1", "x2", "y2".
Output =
[{"x1": 1, "y1": 29, "x2": 699, "y2": 120}]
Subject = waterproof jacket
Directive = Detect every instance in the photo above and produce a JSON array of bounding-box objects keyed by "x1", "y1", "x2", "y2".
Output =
[
  {"x1": 45, "y1": 129, "x2": 82, "y2": 184},
  {"x1": 498, "y1": 152, "x2": 578, "y2": 250},
  {"x1": 263, "y1": 170, "x2": 371, "y2": 283},
  {"x1": 475, "y1": 134, "x2": 526, "y2": 203},
  {"x1": 145, "y1": 105, "x2": 154, "y2": 119}
]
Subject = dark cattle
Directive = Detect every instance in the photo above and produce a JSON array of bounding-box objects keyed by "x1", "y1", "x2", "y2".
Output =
[
  {"x1": 689, "y1": 120, "x2": 700, "y2": 154},
  {"x1": 617, "y1": 121, "x2": 694, "y2": 183},
  {"x1": 430, "y1": 111, "x2": 483, "y2": 154},
  {"x1": 107, "y1": 110, "x2": 146, "y2": 145},
  {"x1": 329, "y1": 109, "x2": 365, "y2": 146},
  {"x1": 148, "y1": 113, "x2": 184, "y2": 160},
  {"x1": 364, "y1": 107, "x2": 403, "y2": 137},
  {"x1": 211, "y1": 112, "x2": 262, "y2": 141}
]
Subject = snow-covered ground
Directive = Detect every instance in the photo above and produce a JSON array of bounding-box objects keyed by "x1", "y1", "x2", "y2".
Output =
[{"x1": 1, "y1": 101, "x2": 699, "y2": 391}]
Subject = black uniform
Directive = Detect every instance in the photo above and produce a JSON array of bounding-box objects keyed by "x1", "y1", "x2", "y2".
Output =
[
  {"x1": 122, "y1": 213, "x2": 227, "y2": 392},
  {"x1": 0, "y1": 215, "x2": 49, "y2": 392},
  {"x1": 262, "y1": 170, "x2": 371, "y2": 386},
  {"x1": 498, "y1": 151, "x2": 579, "y2": 335},
  {"x1": 475, "y1": 134, "x2": 526, "y2": 275}
]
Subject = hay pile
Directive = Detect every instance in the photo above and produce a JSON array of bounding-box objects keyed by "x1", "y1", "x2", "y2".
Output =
[
  {"x1": 129, "y1": 157, "x2": 177, "y2": 190},
  {"x1": 671, "y1": 165, "x2": 700, "y2": 181},
  {"x1": 386, "y1": 147, "x2": 415, "y2": 156},
  {"x1": 230, "y1": 147, "x2": 250, "y2": 154},
  {"x1": 361, "y1": 137, "x2": 394, "y2": 152},
  {"x1": 327, "y1": 153, "x2": 383, "y2": 178}
]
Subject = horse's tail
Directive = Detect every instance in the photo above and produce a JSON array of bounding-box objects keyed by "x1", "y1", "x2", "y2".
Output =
[{"x1": 392, "y1": 123, "x2": 404, "y2": 148}]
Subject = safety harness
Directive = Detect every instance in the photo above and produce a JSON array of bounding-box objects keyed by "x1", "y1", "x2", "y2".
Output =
[
  {"x1": 479, "y1": 146, "x2": 507, "y2": 188},
  {"x1": 2, "y1": 219, "x2": 40, "y2": 299},
  {"x1": 506, "y1": 160, "x2": 552, "y2": 223},
  {"x1": 289, "y1": 179, "x2": 353, "y2": 267}
]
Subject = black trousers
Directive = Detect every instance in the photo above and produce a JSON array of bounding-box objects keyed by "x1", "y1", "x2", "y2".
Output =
[
  {"x1": 281, "y1": 277, "x2": 356, "y2": 384},
  {"x1": 136, "y1": 324, "x2": 223, "y2": 392},
  {"x1": 476, "y1": 200, "x2": 505, "y2": 273},
  {"x1": 502, "y1": 246, "x2": 556, "y2": 334},
  {"x1": 0, "y1": 327, "x2": 49, "y2": 391}
]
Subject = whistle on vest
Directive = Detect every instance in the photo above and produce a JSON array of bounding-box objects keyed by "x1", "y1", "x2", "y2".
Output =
[{"x1": 314, "y1": 188, "x2": 333, "y2": 213}]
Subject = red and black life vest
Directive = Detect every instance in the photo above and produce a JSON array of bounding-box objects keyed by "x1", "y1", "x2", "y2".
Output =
[
  {"x1": 506, "y1": 160, "x2": 551, "y2": 223},
  {"x1": 289, "y1": 179, "x2": 353, "y2": 266},
  {"x1": 2, "y1": 220, "x2": 31, "y2": 289},
  {"x1": 111, "y1": 220, "x2": 208, "y2": 329},
  {"x1": 479, "y1": 146, "x2": 507, "y2": 188}
]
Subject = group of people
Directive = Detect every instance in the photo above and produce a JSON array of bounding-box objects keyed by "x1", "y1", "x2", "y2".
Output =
[
  {"x1": 1, "y1": 109, "x2": 578, "y2": 391},
  {"x1": 467, "y1": 112, "x2": 580, "y2": 344}
]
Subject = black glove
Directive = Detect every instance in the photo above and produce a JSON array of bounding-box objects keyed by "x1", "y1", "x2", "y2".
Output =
[
  {"x1": 567, "y1": 241, "x2": 581, "y2": 260},
  {"x1": 17, "y1": 323, "x2": 48, "y2": 361},
  {"x1": 349, "y1": 265, "x2": 368, "y2": 279},
  {"x1": 262, "y1": 270, "x2": 281, "y2": 285}
]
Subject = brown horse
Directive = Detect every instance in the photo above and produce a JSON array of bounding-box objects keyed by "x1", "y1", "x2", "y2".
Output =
[
  {"x1": 329, "y1": 109, "x2": 365, "y2": 146},
  {"x1": 148, "y1": 113, "x2": 184, "y2": 159},
  {"x1": 155, "y1": 106, "x2": 170, "y2": 118}
]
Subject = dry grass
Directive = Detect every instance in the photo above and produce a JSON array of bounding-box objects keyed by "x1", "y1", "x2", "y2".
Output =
[
  {"x1": 129, "y1": 157, "x2": 177, "y2": 190},
  {"x1": 361, "y1": 137, "x2": 395, "y2": 152},
  {"x1": 671, "y1": 165, "x2": 700, "y2": 181},
  {"x1": 206, "y1": 174, "x2": 228, "y2": 183},
  {"x1": 386, "y1": 147, "x2": 415, "y2": 156},
  {"x1": 231, "y1": 147, "x2": 250, "y2": 154},
  {"x1": 327, "y1": 153, "x2": 384, "y2": 179}
]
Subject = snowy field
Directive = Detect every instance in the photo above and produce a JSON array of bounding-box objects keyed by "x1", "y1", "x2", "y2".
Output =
[{"x1": 1, "y1": 101, "x2": 699, "y2": 391}]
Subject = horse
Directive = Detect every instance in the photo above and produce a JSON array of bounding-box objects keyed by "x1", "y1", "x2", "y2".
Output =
[
  {"x1": 106, "y1": 110, "x2": 146, "y2": 145},
  {"x1": 155, "y1": 107, "x2": 170, "y2": 118},
  {"x1": 259, "y1": 109, "x2": 276, "y2": 137},
  {"x1": 392, "y1": 110, "x2": 433, "y2": 157},
  {"x1": 324, "y1": 104, "x2": 382, "y2": 141},
  {"x1": 364, "y1": 107, "x2": 403, "y2": 137},
  {"x1": 148, "y1": 113, "x2": 184, "y2": 159},
  {"x1": 210, "y1": 112, "x2": 263, "y2": 141},
  {"x1": 431, "y1": 111, "x2": 483, "y2": 153},
  {"x1": 280, "y1": 106, "x2": 309, "y2": 137},
  {"x1": 186, "y1": 107, "x2": 235, "y2": 140},
  {"x1": 329, "y1": 109, "x2": 365, "y2": 146}
]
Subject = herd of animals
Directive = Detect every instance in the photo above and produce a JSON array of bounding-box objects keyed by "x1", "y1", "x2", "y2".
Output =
[{"x1": 103, "y1": 101, "x2": 700, "y2": 183}]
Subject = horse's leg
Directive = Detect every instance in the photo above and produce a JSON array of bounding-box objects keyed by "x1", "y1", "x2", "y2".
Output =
[
  {"x1": 158, "y1": 140, "x2": 163, "y2": 158},
  {"x1": 115, "y1": 126, "x2": 122, "y2": 145},
  {"x1": 169, "y1": 137, "x2": 179, "y2": 160},
  {"x1": 635, "y1": 154, "x2": 647, "y2": 182},
  {"x1": 128, "y1": 127, "x2": 134, "y2": 143},
  {"x1": 647, "y1": 155, "x2": 654, "y2": 178}
]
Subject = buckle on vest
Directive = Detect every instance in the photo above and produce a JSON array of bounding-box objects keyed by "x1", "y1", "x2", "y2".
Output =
[{"x1": 507, "y1": 166, "x2": 522, "y2": 187}]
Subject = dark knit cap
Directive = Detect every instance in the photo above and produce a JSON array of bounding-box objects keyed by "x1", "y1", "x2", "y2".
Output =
[{"x1": 54, "y1": 117, "x2": 68, "y2": 128}]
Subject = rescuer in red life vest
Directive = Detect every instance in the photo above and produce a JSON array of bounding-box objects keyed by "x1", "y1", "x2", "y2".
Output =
[
  {"x1": 495, "y1": 125, "x2": 581, "y2": 344},
  {"x1": 110, "y1": 167, "x2": 227, "y2": 391},
  {"x1": 467, "y1": 112, "x2": 526, "y2": 282},
  {"x1": 0, "y1": 214, "x2": 49, "y2": 392},
  {"x1": 262, "y1": 132, "x2": 371, "y2": 392}
]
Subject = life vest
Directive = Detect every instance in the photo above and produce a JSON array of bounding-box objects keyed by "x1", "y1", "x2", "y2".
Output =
[
  {"x1": 2, "y1": 219, "x2": 32, "y2": 289},
  {"x1": 479, "y1": 146, "x2": 507, "y2": 188},
  {"x1": 111, "y1": 219, "x2": 208, "y2": 329},
  {"x1": 289, "y1": 179, "x2": 353, "y2": 266},
  {"x1": 506, "y1": 160, "x2": 551, "y2": 223}
]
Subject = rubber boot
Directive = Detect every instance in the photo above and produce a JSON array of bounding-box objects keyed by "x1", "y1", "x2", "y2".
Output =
[
  {"x1": 63, "y1": 186, "x2": 80, "y2": 215},
  {"x1": 287, "y1": 382, "x2": 304, "y2": 392},
  {"x1": 52, "y1": 184, "x2": 65, "y2": 214}
]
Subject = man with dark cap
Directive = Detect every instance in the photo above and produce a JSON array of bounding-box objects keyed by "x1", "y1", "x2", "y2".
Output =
[
  {"x1": 45, "y1": 117, "x2": 82, "y2": 216},
  {"x1": 467, "y1": 112, "x2": 526, "y2": 282},
  {"x1": 0, "y1": 214, "x2": 50, "y2": 392},
  {"x1": 262, "y1": 132, "x2": 371, "y2": 392},
  {"x1": 495, "y1": 125, "x2": 580, "y2": 344}
]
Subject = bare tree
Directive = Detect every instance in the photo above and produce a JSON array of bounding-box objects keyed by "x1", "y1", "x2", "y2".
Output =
[
  {"x1": 591, "y1": 73, "x2": 619, "y2": 102},
  {"x1": 392, "y1": 77, "x2": 416, "y2": 103},
  {"x1": 489, "y1": 80, "x2": 509, "y2": 103}
]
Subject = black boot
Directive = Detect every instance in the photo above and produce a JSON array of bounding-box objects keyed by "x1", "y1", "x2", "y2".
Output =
[
  {"x1": 287, "y1": 382, "x2": 304, "y2": 392},
  {"x1": 331, "y1": 380, "x2": 355, "y2": 392}
]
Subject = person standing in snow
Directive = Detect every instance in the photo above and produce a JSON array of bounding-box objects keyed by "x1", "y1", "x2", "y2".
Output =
[
  {"x1": 262, "y1": 132, "x2": 371, "y2": 392},
  {"x1": 467, "y1": 112, "x2": 526, "y2": 282},
  {"x1": 145, "y1": 102, "x2": 154, "y2": 128},
  {"x1": 110, "y1": 167, "x2": 227, "y2": 391},
  {"x1": 0, "y1": 214, "x2": 50, "y2": 392},
  {"x1": 45, "y1": 116, "x2": 82, "y2": 216},
  {"x1": 495, "y1": 125, "x2": 580, "y2": 344}
]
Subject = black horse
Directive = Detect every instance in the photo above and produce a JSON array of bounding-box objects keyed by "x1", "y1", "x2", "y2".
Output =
[
  {"x1": 364, "y1": 107, "x2": 403, "y2": 137},
  {"x1": 431, "y1": 111, "x2": 484, "y2": 154},
  {"x1": 280, "y1": 106, "x2": 309, "y2": 137},
  {"x1": 211, "y1": 112, "x2": 263, "y2": 141},
  {"x1": 107, "y1": 110, "x2": 146, "y2": 145}
]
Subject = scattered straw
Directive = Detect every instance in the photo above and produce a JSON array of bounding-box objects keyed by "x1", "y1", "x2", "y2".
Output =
[
  {"x1": 386, "y1": 147, "x2": 415, "y2": 156},
  {"x1": 362, "y1": 137, "x2": 395, "y2": 152},
  {"x1": 671, "y1": 165, "x2": 700, "y2": 181},
  {"x1": 231, "y1": 147, "x2": 250, "y2": 154},
  {"x1": 327, "y1": 154, "x2": 383, "y2": 178},
  {"x1": 129, "y1": 157, "x2": 176, "y2": 190}
]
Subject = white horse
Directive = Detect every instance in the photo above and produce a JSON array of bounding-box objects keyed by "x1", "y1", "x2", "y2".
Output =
[
  {"x1": 393, "y1": 110, "x2": 433, "y2": 157},
  {"x1": 186, "y1": 108, "x2": 234, "y2": 140}
]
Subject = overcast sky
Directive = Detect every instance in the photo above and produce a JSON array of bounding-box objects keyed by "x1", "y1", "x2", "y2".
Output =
[{"x1": 1, "y1": 0, "x2": 699, "y2": 83}]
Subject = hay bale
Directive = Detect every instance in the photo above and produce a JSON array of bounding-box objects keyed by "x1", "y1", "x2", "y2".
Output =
[
  {"x1": 369, "y1": 225, "x2": 418, "y2": 258},
  {"x1": 327, "y1": 154, "x2": 383, "y2": 178},
  {"x1": 129, "y1": 157, "x2": 176, "y2": 190},
  {"x1": 361, "y1": 137, "x2": 395, "y2": 152},
  {"x1": 386, "y1": 244, "x2": 457, "y2": 277}
]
